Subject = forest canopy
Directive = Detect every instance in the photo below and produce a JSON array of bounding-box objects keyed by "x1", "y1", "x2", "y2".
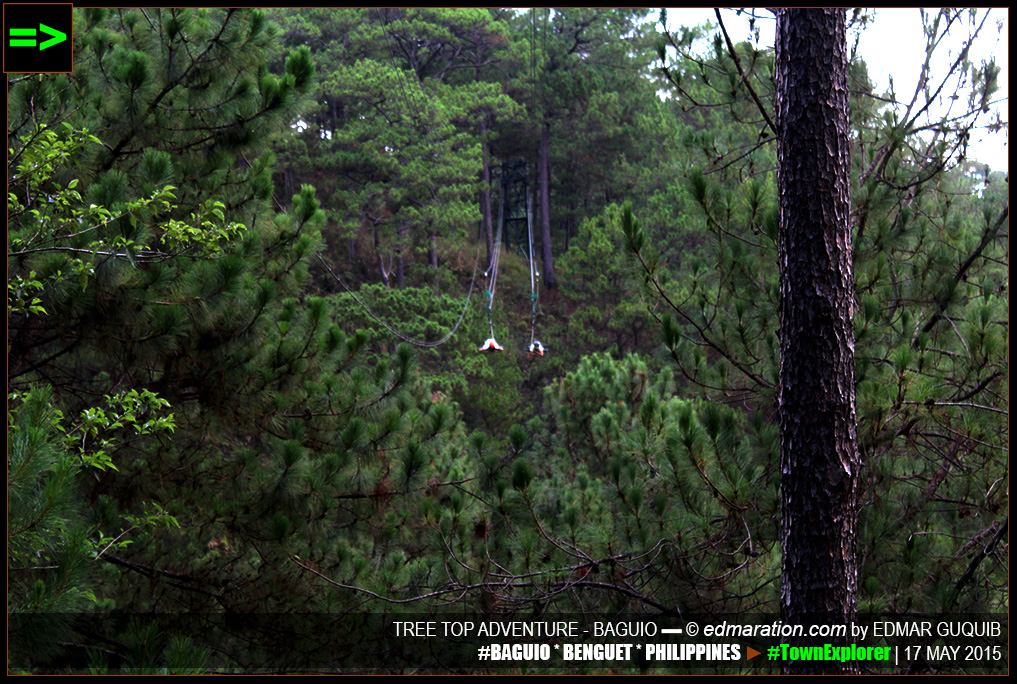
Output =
[{"x1": 7, "y1": 7, "x2": 1007, "y2": 674}]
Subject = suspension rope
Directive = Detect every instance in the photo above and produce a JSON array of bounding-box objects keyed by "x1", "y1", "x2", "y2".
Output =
[
  {"x1": 317, "y1": 233, "x2": 483, "y2": 349},
  {"x1": 484, "y1": 194, "x2": 506, "y2": 340},
  {"x1": 527, "y1": 11, "x2": 545, "y2": 351},
  {"x1": 527, "y1": 186, "x2": 540, "y2": 345}
]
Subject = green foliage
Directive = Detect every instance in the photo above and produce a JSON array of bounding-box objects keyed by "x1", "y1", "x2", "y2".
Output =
[
  {"x1": 423, "y1": 352, "x2": 779, "y2": 615},
  {"x1": 328, "y1": 278, "x2": 525, "y2": 431},
  {"x1": 66, "y1": 389, "x2": 175, "y2": 472},
  {"x1": 849, "y1": 163, "x2": 1008, "y2": 613},
  {"x1": 10, "y1": 9, "x2": 312, "y2": 221},
  {"x1": 556, "y1": 204, "x2": 659, "y2": 367},
  {"x1": 8, "y1": 270, "x2": 47, "y2": 315},
  {"x1": 9, "y1": 136, "x2": 240, "y2": 299},
  {"x1": 272, "y1": 8, "x2": 520, "y2": 289},
  {"x1": 8, "y1": 383, "x2": 179, "y2": 671},
  {"x1": 8, "y1": 387, "x2": 97, "y2": 614},
  {"x1": 8, "y1": 9, "x2": 475, "y2": 670}
]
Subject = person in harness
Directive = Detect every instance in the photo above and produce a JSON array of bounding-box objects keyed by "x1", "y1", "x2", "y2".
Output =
[
  {"x1": 479, "y1": 338, "x2": 504, "y2": 352},
  {"x1": 528, "y1": 340, "x2": 546, "y2": 356}
]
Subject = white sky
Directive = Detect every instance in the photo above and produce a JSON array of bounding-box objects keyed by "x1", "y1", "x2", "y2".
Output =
[{"x1": 663, "y1": 8, "x2": 1009, "y2": 172}]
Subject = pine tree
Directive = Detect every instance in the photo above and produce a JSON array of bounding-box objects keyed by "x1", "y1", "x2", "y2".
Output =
[
  {"x1": 501, "y1": 8, "x2": 660, "y2": 289},
  {"x1": 774, "y1": 9, "x2": 858, "y2": 667},
  {"x1": 8, "y1": 10, "x2": 477, "y2": 669},
  {"x1": 406, "y1": 349, "x2": 781, "y2": 623},
  {"x1": 8, "y1": 9, "x2": 312, "y2": 222},
  {"x1": 271, "y1": 8, "x2": 519, "y2": 290},
  {"x1": 641, "y1": 8, "x2": 1007, "y2": 634},
  {"x1": 8, "y1": 387, "x2": 101, "y2": 669}
]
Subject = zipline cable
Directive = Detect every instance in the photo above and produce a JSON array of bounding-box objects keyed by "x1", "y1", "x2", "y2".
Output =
[
  {"x1": 484, "y1": 192, "x2": 506, "y2": 340},
  {"x1": 526, "y1": 184, "x2": 540, "y2": 346}
]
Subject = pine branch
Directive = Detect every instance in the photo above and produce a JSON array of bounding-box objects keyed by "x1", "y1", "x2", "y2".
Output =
[
  {"x1": 946, "y1": 517, "x2": 1007, "y2": 609},
  {"x1": 919, "y1": 204, "x2": 1008, "y2": 336},
  {"x1": 715, "y1": 9, "x2": 777, "y2": 137}
]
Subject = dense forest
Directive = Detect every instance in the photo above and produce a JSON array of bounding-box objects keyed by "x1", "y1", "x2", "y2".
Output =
[{"x1": 8, "y1": 8, "x2": 1007, "y2": 674}]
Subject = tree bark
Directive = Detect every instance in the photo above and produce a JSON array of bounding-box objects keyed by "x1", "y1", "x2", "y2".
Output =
[
  {"x1": 539, "y1": 121, "x2": 557, "y2": 288},
  {"x1": 775, "y1": 8, "x2": 859, "y2": 671}
]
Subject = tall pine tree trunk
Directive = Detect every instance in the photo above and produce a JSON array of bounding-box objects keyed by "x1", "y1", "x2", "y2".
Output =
[
  {"x1": 539, "y1": 121, "x2": 557, "y2": 288},
  {"x1": 775, "y1": 9, "x2": 859, "y2": 672}
]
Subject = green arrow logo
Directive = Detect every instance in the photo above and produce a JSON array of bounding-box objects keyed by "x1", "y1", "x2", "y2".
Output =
[
  {"x1": 8, "y1": 23, "x2": 66, "y2": 50},
  {"x1": 39, "y1": 24, "x2": 66, "y2": 50}
]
